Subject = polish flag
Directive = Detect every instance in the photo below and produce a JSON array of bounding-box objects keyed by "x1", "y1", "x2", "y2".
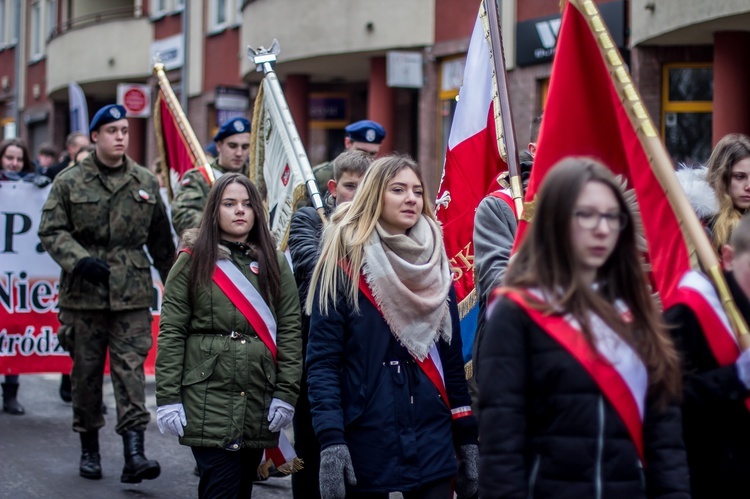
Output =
[{"x1": 436, "y1": 0, "x2": 508, "y2": 362}]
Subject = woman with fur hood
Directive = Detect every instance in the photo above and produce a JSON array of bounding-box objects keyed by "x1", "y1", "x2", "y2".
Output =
[{"x1": 155, "y1": 173, "x2": 302, "y2": 498}]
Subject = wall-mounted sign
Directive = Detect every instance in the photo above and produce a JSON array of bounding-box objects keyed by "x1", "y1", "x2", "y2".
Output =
[
  {"x1": 309, "y1": 93, "x2": 349, "y2": 129},
  {"x1": 516, "y1": 0, "x2": 625, "y2": 67},
  {"x1": 215, "y1": 86, "x2": 249, "y2": 126},
  {"x1": 387, "y1": 51, "x2": 424, "y2": 89},
  {"x1": 150, "y1": 35, "x2": 184, "y2": 71},
  {"x1": 117, "y1": 84, "x2": 151, "y2": 118}
]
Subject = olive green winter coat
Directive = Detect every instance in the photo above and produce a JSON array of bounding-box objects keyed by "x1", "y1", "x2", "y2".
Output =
[{"x1": 155, "y1": 232, "x2": 302, "y2": 449}]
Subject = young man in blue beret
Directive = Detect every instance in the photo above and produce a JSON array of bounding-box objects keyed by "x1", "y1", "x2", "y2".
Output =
[
  {"x1": 39, "y1": 103, "x2": 175, "y2": 483},
  {"x1": 311, "y1": 119, "x2": 385, "y2": 198},
  {"x1": 170, "y1": 116, "x2": 251, "y2": 235}
]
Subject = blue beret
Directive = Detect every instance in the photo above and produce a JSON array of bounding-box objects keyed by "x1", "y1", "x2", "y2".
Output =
[
  {"x1": 345, "y1": 120, "x2": 386, "y2": 144},
  {"x1": 213, "y1": 117, "x2": 251, "y2": 142},
  {"x1": 89, "y1": 104, "x2": 127, "y2": 134}
]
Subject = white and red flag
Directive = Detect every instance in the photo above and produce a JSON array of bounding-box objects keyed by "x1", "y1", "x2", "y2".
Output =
[{"x1": 436, "y1": 0, "x2": 509, "y2": 364}]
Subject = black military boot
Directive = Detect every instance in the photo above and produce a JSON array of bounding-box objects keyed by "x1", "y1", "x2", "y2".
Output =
[
  {"x1": 79, "y1": 431, "x2": 102, "y2": 479},
  {"x1": 121, "y1": 430, "x2": 161, "y2": 483},
  {"x1": 1, "y1": 382, "x2": 25, "y2": 415}
]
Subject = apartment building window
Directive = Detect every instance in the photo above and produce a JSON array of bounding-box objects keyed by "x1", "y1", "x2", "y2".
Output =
[
  {"x1": 30, "y1": 1, "x2": 42, "y2": 60},
  {"x1": 0, "y1": 0, "x2": 6, "y2": 47},
  {"x1": 209, "y1": 0, "x2": 241, "y2": 32},
  {"x1": 662, "y1": 63, "x2": 713, "y2": 166},
  {"x1": 45, "y1": 0, "x2": 55, "y2": 38},
  {"x1": 212, "y1": 0, "x2": 228, "y2": 28}
]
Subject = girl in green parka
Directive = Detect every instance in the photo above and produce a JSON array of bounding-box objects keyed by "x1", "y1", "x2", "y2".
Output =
[{"x1": 155, "y1": 173, "x2": 302, "y2": 499}]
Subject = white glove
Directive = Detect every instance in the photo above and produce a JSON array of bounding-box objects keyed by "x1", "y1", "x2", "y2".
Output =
[
  {"x1": 736, "y1": 349, "x2": 750, "y2": 389},
  {"x1": 268, "y1": 398, "x2": 295, "y2": 432},
  {"x1": 157, "y1": 403, "x2": 187, "y2": 437}
]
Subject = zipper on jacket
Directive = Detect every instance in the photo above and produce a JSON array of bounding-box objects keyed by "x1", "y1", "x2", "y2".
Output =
[
  {"x1": 527, "y1": 454, "x2": 540, "y2": 499},
  {"x1": 595, "y1": 396, "x2": 605, "y2": 499},
  {"x1": 637, "y1": 459, "x2": 645, "y2": 492}
]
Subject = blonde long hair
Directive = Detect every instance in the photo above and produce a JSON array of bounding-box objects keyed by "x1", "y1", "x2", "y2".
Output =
[
  {"x1": 305, "y1": 155, "x2": 435, "y2": 315},
  {"x1": 707, "y1": 133, "x2": 750, "y2": 250}
]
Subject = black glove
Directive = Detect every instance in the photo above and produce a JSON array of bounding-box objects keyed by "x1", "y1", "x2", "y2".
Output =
[
  {"x1": 319, "y1": 444, "x2": 356, "y2": 499},
  {"x1": 455, "y1": 444, "x2": 479, "y2": 498},
  {"x1": 32, "y1": 175, "x2": 52, "y2": 188},
  {"x1": 73, "y1": 257, "x2": 110, "y2": 286}
]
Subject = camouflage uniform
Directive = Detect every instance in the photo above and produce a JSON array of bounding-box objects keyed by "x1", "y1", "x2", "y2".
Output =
[
  {"x1": 38, "y1": 152, "x2": 175, "y2": 434},
  {"x1": 294, "y1": 161, "x2": 332, "y2": 210},
  {"x1": 170, "y1": 161, "x2": 233, "y2": 236}
]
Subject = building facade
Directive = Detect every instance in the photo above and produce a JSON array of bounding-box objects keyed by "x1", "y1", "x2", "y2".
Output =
[{"x1": 1, "y1": 0, "x2": 748, "y2": 192}]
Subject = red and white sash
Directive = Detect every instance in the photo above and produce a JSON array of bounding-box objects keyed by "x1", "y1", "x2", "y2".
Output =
[
  {"x1": 672, "y1": 271, "x2": 750, "y2": 413},
  {"x1": 489, "y1": 188, "x2": 517, "y2": 218},
  {"x1": 357, "y1": 274, "x2": 472, "y2": 421},
  {"x1": 493, "y1": 288, "x2": 647, "y2": 463},
  {"x1": 209, "y1": 257, "x2": 302, "y2": 477}
]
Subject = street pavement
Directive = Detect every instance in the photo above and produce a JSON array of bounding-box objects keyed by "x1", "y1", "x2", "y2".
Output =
[{"x1": 0, "y1": 373, "x2": 292, "y2": 498}]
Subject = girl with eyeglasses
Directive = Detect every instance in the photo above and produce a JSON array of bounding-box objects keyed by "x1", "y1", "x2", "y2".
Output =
[{"x1": 477, "y1": 157, "x2": 689, "y2": 498}]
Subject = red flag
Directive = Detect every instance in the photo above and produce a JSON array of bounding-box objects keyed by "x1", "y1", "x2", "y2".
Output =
[
  {"x1": 517, "y1": 1, "x2": 690, "y2": 307},
  {"x1": 154, "y1": 91, "x2": 210, "y2": 198},
  {"x1": 436, "y1": 1, "x2": 508, "y2": 318}
]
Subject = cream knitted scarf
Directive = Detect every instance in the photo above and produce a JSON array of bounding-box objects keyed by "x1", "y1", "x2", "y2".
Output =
[{"x1": 362, "y1": 215, "x2": 453, "y2": 360}]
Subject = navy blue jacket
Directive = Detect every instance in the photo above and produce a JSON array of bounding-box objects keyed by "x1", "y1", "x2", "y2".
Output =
[
  {"x1": 307, "y1": 283, "x2": 477, "y2": 493},
  {"x1": 478, "y1": 297, "x2": 690, "y2": 499}
]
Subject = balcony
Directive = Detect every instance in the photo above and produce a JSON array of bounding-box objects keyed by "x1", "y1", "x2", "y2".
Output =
[
  {"x1": 631, "y1": 0, "x2": 750, "y2": 46},
  {"x1": 46, "y1": 6, "x2": 152, "y2": 96},
  {"x1": 240, "y1": 0, "x2": 434, "y2": 82}
]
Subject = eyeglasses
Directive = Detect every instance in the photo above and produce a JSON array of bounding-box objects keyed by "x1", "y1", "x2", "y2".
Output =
[{"x1": 573, "y1": 209, "x2": 628, "y2": 231}]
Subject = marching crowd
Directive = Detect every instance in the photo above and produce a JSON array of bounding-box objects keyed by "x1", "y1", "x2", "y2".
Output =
[{"x1": 3, "y1": 100, "x2": 750, "y2": 499}]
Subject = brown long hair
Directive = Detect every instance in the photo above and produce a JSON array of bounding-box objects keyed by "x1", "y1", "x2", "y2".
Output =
[
  {"x1": 707, "y1": 133, "x2": 750, "y2": 250},
  {"x1": 506, "y1": 157, "x2": 682, "y2": 406},
  {"x1": 189, "y1": 173, "x2": 281, "y2": 304}
]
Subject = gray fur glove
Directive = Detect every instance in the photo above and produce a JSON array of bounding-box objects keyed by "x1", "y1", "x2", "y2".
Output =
[
  {"x1": 455, "y1": 444, "x2": 479, "y2": 498},
  {"x1": 319, "y1": 444, "x2": 357, "y2": 499}
]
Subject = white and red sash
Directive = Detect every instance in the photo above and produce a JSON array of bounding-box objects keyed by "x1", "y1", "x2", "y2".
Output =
[
  {"x1": 356, "y1": 274, "x2": 472, "y2": 421},
  {"x1": 489, "y1": 188, "x2": 517, "y2": 218},
  {"x1": 672, "y1": 271, "x2": 750, "y2": 413},
  {"x1": 206, "y1": 255, "x2": 301, "y2": 476},
  {"x1": 493, "y1": 288, "x2": 647, "y2": 463}
]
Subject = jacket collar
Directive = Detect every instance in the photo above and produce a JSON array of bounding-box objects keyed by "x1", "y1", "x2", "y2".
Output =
[{"x1": 80, "y1": 152, "x2": 139, "y2": 184}]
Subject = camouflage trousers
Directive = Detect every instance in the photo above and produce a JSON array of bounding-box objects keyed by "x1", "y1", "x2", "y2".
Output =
[{"x1": 58, "y1": 308, "x2": 153, "y2": 435}]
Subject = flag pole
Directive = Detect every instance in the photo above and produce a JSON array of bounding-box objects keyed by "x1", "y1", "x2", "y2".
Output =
[
  {"x1": 484, "y1": 0, "x2": 523, "y2": 219},
  {"x1": 569, "y1": 0, "x2": 750, "y2": 347},
  {"x1": 152, "y1": 62, "x2": 215, "y2": 185},
  {"x1": 247, "y1": 42, "x2": 327, "y2": 224}
]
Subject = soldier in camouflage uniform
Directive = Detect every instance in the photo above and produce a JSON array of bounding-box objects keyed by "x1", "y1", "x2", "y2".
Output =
[
  {"x1": 38, "y1": 104, "x2": 175, "y2": 483},
  {"x1": 170, "y1": 116, "x2": 251, "y2": 235},
  {"x1": 310, "y1": 119, "x2": 386, "y2": 198}
]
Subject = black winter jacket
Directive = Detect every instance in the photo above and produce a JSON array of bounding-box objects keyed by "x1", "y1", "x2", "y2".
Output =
[
  {"x1": 477, "y1": 297, "x2": 691, "y2": 499},
  {"x1": 664, "y1": 272, "x2": 750, "y2": 499},
  {"x1": 307, "y1": 284, "x2": 477, "y2": 493}
]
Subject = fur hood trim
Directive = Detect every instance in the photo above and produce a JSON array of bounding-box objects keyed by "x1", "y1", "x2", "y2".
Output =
[
  {"x1": 674, "y1": 165, "x2": 718, "y2": 220},
  {"x1": 178, "y1": 228, "x2": 232, "y2": 260}
]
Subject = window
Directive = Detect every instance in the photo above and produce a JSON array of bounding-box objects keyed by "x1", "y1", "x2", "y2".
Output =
[
  {"x1": 30, "y1": 1, "x2": 41, "y2": 59},
  {"x1": 45, "y1": 0, "x2": 55, "y2": 38},
  {"x1": 662, "y1": 63, "x2": 713, "y2": 166},
  {"x1": 151, "y1": 0, "x2": 184, "y2": 18},
  {"x1": 0, "y1": 0, "x2": 6, "y2": 46},
  {"x1": 209, "y1": 0, "x2": 242, "y2": 32}
]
